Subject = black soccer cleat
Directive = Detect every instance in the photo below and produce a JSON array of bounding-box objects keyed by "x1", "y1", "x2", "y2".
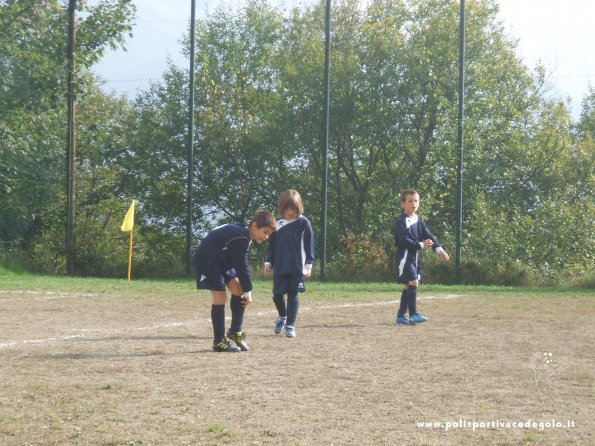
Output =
[
  {"x1": 226, "y1": 330, "x2": 249, "y2": 351},
  {"x1": 213, "y1": 337, "x2": 241, "y2": 352}
]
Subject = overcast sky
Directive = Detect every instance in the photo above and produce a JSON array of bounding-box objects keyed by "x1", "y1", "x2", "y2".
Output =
[
  {"x1": 92, "y1": 0, "x2": 594, "y2": 119},
  {"x1": 498, "y1": 0, "x2": 593, "y2": 118}
]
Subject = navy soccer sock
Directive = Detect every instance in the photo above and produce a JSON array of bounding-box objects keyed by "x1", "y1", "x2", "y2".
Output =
[
  {"x1": 273, "y1": 293, "x2": 287, "y2": 318},
  {"x1": 211, "y1": 304, "x2": 226, "y2": 342},
  {"x1": 407, "y1": 286, "x2": 418, "y2": 315},
  {"x1": 286, "y1": 291, "x2": 299, "y2": 326},
  {"x1": 229, "y1": 295, "x2": 245, "y2": 333},
  {"x1": 397, "y1": 289, "x2": 408, "y2": 317}
]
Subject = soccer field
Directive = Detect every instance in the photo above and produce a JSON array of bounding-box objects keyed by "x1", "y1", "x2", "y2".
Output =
[{"x1": 0, "y1": 281, "x2": 593, "y2": 445}]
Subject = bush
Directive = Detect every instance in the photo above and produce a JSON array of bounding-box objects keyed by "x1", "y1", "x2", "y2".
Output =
[
  {"x1": 326, "y1": 232, "x2": 394, "y2": 282},
  {"x1": 567, "y1": 267, "x2": 595, "y2": 289},
  {"x1": 323, "y1": 235, "x2": 536, "y2": 285}
]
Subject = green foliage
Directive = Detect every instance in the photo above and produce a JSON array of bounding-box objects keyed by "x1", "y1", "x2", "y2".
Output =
[
  {"x1": 576, "y1": 85, "x2": 595, "y2": 139},
  {"x1": 1, "y1": 0, "x2": 593, "y2": 285},
  {"x1": 131, "y1": 226, "x2": 186, "y2": 278},
  {"x1": 423, "y1": 255, "x2": 536, "y2": 287},
  {"x1": 0, "y1": 0, "x2": 136, "y2": 274},
  {"x1": 573, "y1": 270, "x2": 595, "y2": 289},
  {"x1": 326, "y1": 232, "x2": 394, "y2": 282},
  {"x1": 190, "y1": 0, "x2": 286, "y2": 222}
]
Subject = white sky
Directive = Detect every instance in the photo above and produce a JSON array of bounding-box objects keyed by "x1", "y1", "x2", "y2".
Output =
[
  {"x1": 92, "y1": 0, "x2": 594, "y2": 119},
  {"x1": 497, "y1": 0, "x2": 594, "y2": 118}
]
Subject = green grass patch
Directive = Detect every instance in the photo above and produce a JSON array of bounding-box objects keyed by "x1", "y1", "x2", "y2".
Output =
[
  {"x1": 521, "y1": 432, "x2": 538, "y2": 443},
  {"x1": 1, "y1": 267, "x2": 592, "y2": 300},
  {"x1": 207, "y1": 422, "x2": 230, "y2": 437}
]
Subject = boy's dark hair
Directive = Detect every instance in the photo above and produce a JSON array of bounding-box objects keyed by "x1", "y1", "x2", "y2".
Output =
[
  {"x1": 250, "y1": 209, "x2": 277, "y2": 231},
  {"x1": 400, "y1": 188, "x2": 419, "y2": 202}
]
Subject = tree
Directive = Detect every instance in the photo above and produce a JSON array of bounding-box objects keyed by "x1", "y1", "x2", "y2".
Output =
[
  {"x1": 4, "y1": 0, "x2": 591, "y2": 283},
  {"x1": 190, "y1": 0, "x2": 285, "y2": 224},
  {"x1": 0, "y1": 0, "x2": 135, "y2": 273},
  {"x1": 576, "y1": 85, "x2": 595, "y2": 140}
]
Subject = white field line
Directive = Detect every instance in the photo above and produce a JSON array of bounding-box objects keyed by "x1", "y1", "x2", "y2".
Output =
[
  {"x1": 255, "y1": 293, "x2": 461, "y2": 316},
  {"x1": 0, "y1": 290, "x2": 99, "y2": 299},
  {"x1": 0, "y1": 294, "x2": 461, "y2": 349}
]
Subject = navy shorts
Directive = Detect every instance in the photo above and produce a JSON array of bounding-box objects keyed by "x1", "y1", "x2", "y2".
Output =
[
  {"x1": 396, "y1": 252, "x2": 421, "y2": 284},
  {"x1": 196, "y1": 267, "x2": 237, "y2": 291},
  {"x1": 273, "y1": 273, "x2": 305, "y2": 295},
  {"x1": 396, "y1": 265, "x2": 420, "y2": 284}
]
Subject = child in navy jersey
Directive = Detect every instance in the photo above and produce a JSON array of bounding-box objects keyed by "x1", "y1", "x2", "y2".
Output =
[
  {"x1": 192, "y1": 210, "x2": 277, "y2": 352},
  {"x1": 264, "y1": 190, "x2": 315, "y2": 338},
  {"x1": 394, "y1": 189, "x2": 449, "y2": 325}
]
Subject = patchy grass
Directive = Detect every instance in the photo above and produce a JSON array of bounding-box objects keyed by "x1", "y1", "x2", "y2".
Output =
[{"x1": 0, "y1": 276, "x2": 592, "y2": 445}]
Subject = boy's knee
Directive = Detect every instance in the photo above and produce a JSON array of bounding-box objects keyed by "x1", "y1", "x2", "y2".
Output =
[
  {"x1": 211, "y1": 291, "x2": 227, "y2": 305},
  {"x1": 408, "y1": 279, "x2": 419, "y2": 287},
  {"x1": 226, "y1": 277, "x2": 243, "y2": 296}
]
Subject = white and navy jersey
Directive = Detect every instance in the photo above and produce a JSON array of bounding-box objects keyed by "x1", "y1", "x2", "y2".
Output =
[
  {"x1": 191, "y1": 223, "x2": 253, "y2": 292},
  {"x1": 266, "y1": 215, "x2": 315, "y2": 275},
  {"x1": 393, "y1": 212, "x2": 441, "y2": 282}
]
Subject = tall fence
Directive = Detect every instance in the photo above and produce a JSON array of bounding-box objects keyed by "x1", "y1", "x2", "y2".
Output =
[{"x1": 1, "y1": 0, "x2": 593, "y2": 284}]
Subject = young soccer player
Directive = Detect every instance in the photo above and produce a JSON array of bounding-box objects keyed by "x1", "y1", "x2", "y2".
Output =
[
  {"x1": 192, "y1": 210, "x2": 277, "y2": 352},
  {"x1": 263, "y1": 189, "x2": 315, "y2": 338},
  {"x1": 393, "y1": 189, "x2": 449, "y2": 325}
]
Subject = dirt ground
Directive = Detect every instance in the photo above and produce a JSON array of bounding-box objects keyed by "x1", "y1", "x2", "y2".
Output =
[{"x1": 0, "y1": 287, "x2": 593, "y2": 446}]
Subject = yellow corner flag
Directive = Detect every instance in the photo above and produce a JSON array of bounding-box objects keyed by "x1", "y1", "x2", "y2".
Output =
[
  {"x1": 121, "y1": 200, "x2": 136, "y2": 281},
  {"x1": 121, "y1": 200, "x2": 135, "y2": 232}
]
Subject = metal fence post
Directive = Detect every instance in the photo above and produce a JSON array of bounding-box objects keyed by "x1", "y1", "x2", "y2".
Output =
[
  {"x1": 455, "y1": 0, "x2": 466, "y2": 283},
  {"x1": 320, "y1": 0, "x2": 332, "y2": 280},
  {"x1": 66, "y1": 0, "x2": 77, "y2": 275}
]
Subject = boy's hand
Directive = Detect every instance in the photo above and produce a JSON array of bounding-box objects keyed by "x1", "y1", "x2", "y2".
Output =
[
  {"x1": 242, "y1": 292, "x2": 252, "y2": 307},
  {"x1": 439, "y1": 250, "x2": 450, "y2": 261},
  {"x1": 423, "y1": 239, "x2": 434, "y2": 248},
  {"x1": 263, "y1": 263, "x2": 271, "y2": 278}
]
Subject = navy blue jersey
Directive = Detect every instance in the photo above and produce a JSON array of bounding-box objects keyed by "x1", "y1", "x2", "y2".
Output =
[
  {"x1": 393, "y1": 212, "x2": 441, "y2": 283},
  {"x1": 266, "y1": 215, "x2": 315, "y2": 275},
  {"x1": 191, "y1": 224, "x2": 253, "y2": 292}
]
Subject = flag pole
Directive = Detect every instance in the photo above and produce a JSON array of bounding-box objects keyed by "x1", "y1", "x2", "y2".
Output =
[{"x1": 127, "y1": 225, "x2": 134, "y2": 282}]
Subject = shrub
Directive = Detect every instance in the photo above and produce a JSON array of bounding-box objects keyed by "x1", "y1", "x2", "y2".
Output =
[
  {"x1": 436, "y1": 257, "x2": 537, "y2": 286},
  {"x1": 326, "y1": 232, "x2": 394, "y2": 282}
]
